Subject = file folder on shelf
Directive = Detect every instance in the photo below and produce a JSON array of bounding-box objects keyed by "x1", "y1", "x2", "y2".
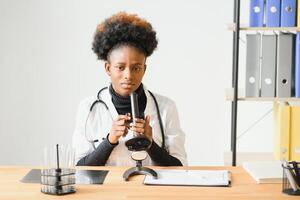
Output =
[
  {"x1": 249, "y1": 0, "x2": 265, "y2": 27},
  {"x1": 273, "y1": 102, "x2": 290, "y2": 161},
  {"x1": 295, "y1": 33, "x2": 300, "y2": 97},
  {"x1": 290, "y1": 107, "x2": 300, "y2": 162},
  {"x1": 266, "y1": 0, "x2": 281, "y2": 27},
  {"x1": 276, "y1": 33, "x2": 295, "y2": 97},
  {"x1": 281, "y1": 0, "x2": 296, "y2": 27},
  {"x1": 261, "y1": 34, "x2": 277, "y2": 97},
  {"x1": 246, "y1": 34, "x2": 261, "y2": 97}
]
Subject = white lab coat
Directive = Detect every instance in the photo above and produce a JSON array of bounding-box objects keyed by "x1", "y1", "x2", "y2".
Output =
[{"x1": 72, "y1": 85, "x2": 187, "y2": 166}]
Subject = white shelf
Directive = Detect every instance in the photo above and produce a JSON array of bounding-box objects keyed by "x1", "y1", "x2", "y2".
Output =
[
  {"x1": 225, "y1": 88, "x2": 300, "y2": 102},
  {"x1": 228, "y1": 23, "x2": 300, "y2": 32}
]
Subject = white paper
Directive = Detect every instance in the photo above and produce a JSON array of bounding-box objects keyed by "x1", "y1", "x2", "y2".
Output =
[
  {"x1": 144, "y1": 169, "x2": 231, "y2": 186},
  {"x1": 242, "y1": 161, "x2": 282, "y2": 183}
]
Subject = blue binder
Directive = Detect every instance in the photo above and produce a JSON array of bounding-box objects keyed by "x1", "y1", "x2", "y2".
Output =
[
  {"x1": 249, "y1": 0, "x2": 265, "y2": 27},
  {"x1": 295, "y1": 33, "x2": 300, "y2": 97},
  {"x1": 281, "y1": 0, "x2": 296, "y2": 27},
  {"x1": 266, "y1": 0, "x2": 281, "y2": 27}
]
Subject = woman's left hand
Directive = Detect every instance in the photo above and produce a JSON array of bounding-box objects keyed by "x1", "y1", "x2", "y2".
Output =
[{"x1": 130, "y1": 115, "x2": 153, "y2": 142}]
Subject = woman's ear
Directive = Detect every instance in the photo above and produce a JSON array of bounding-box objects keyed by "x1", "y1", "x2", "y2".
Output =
[
  {"x1": 144, "y1": 58, "x2": 147, "y2": 72},
  {"x1": 104, "y1": 62, "x2": 111, "y2": 76}
]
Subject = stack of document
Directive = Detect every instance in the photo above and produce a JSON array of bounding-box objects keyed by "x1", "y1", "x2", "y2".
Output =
[
  {"x1": 243, "y1": 161, "x2": 282, "y2": 184},
  {"x1": 144, "y1": 170, "x2": 231, "y2": 187}
]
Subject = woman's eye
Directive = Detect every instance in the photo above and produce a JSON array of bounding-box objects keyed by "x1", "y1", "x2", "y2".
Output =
[
  {"x1": 132, "y1": 66, "x2": 141, "y2": 72},
  {"x1": 116, "y1": 66, "x2": 124, "y2": 70}
]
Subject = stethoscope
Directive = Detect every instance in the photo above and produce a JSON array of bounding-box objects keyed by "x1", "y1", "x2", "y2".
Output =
[{"x1": 84, "y1": 86, "x2": 166, "y2": 151}]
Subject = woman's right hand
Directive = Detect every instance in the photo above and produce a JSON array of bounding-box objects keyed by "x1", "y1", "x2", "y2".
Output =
[{"x1": 108, "y1": 115, "x2": 131, "y2": 144}]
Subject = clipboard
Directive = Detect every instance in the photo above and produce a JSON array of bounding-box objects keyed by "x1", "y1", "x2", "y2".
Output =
[{"x1": 143, "y1": 169, "x2": 231, "y2": 187}]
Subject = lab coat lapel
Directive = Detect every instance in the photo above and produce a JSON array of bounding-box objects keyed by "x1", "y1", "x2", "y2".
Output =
[
  {"x1": 144, "y1": 87, "x2": 154, "y2": 117},
  {"x1": 101, "y1": 86, "x2": 119, "y2": 120},
  {"x1": 144, "y1": 86, "x2": 163, "y2": 146}
]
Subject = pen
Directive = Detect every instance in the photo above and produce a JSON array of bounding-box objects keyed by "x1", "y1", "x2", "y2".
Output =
[
  {"x1": 291, "y1": 161, "x2": 300, "y2": 187},
  {"x1": 282, "y1": 161, "x2": 300, "y2": 192}
]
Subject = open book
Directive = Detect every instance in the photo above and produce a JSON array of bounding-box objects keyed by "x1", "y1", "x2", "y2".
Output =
[{"x1": 144, "y1": 169, "x2": 231, "y2": 187}]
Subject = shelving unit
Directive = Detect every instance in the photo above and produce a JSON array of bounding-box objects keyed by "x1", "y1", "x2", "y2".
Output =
[{"x1": 229, "y1": 0, "x2": 300, "y2": 166}]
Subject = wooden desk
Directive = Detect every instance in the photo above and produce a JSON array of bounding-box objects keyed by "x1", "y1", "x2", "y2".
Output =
[{"x1": 0, "y1": 166, "x2": 297, "y2": 200}]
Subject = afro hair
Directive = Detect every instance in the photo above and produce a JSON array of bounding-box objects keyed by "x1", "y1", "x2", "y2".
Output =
[{"x1": 92, "y1": 12, "x2": 158, "y2": 61}]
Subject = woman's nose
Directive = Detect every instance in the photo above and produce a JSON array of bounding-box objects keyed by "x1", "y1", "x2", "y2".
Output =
[{"x1": 124, "y1": 67, "x2": 132, "y2": 79}]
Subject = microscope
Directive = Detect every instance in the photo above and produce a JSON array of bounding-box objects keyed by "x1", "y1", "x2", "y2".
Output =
[{"x1": 123, "y1": 92, "x2": 158, "y2": 181}]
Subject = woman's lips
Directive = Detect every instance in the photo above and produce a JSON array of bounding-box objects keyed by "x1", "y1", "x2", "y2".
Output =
[{"x1": 121, "y1": 83, "x2": 135, "y2": 89}]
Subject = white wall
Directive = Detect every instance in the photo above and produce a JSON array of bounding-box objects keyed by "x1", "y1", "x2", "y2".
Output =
[{"x1": 0, "y1": 0, "x2": 274, "y2": 166}]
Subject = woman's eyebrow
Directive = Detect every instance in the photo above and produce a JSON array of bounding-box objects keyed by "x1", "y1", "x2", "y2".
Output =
[{"x1": 114, "y1": 62, "x2": 143, "y2": 65}]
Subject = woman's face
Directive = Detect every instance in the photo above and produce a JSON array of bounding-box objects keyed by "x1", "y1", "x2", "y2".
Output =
[{"x1": 105, "y1": 46, "x2": 146, "y2": 97}]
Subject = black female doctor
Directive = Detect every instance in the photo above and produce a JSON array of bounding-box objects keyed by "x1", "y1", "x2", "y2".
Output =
[{"x1": 72, "y1": 12, "x2": 187, "y2": 166}]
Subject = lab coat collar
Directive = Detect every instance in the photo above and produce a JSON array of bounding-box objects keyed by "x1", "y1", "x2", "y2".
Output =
[{"x1": 100, "y1": 86, "x2": 119, "y2": 120}]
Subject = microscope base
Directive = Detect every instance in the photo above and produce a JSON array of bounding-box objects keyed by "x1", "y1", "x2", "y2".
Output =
[{"x1": 123, "y1": 166, "x2": 158, "y2": 181}]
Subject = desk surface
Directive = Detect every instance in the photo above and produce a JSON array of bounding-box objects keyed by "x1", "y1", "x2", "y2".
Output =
[{"x1": 0, "y1": 166, "x2": 297, "y2": 200}]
